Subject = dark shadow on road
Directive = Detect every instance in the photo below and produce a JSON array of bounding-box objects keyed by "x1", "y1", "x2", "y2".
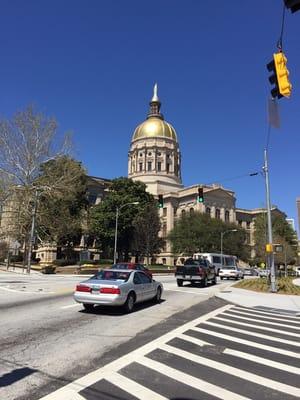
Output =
[
  {"x1": 0, "y1": 367, "x2": 37, "y2": 387},
  {"x1": 79, "y1": 299, "x2": 166, "y2": 316}
]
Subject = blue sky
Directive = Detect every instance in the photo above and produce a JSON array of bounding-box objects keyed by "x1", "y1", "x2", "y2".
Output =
[{"x1": 0, "y1": 0, "x2": 299, "y2": 233}]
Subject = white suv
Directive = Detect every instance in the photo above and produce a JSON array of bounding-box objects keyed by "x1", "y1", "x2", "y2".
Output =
[{"x1": 219, "y1": 266, "x2": 244, "y2": 280}]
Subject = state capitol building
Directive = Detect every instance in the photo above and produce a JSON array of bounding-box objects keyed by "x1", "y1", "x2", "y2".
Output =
[
  {"x1": 2, "y1": 85, "x2": 284, "y2": 265},
  {"x1": 81, "y1": 85, "x2": 284, "y2": 266}
]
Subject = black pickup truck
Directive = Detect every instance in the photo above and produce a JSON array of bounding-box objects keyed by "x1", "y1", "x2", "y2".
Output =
[{"x1": 175, "y1": 258, "x2": 217, "y2": 287}]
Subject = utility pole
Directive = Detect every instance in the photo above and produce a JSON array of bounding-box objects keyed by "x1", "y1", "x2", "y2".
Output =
[
  {"x1": 27, "y1": 189, "x2": 38, "y2": 274},
  {"x1": 263, "y1": 149, "x2": 277, "y2": 292}
]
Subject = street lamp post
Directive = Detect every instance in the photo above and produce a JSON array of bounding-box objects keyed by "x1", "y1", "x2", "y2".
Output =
[
  {"x1": 113, "y1": 201, "x2": 139, "y2": 264},
  {"x1": 220, "y1": 229, "x2": 238, "y2": 266}
]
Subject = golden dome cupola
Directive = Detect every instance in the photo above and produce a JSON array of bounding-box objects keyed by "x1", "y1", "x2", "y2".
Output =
[
  {"x1": 132, "y1": 84, "x2": 178, "y2": 142},
  {"x1": 128, "y1": 85, "x2": 182, "y2": 195}
]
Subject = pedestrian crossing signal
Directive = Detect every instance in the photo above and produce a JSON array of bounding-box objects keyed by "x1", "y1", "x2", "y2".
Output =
[{"x1": 197, "y1": 187, "x2": 204, "y2": 203}]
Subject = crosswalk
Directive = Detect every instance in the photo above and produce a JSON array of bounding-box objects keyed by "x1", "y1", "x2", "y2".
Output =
[{"x1": 39, "y1": 304, "x2": 300, "y2": 400}]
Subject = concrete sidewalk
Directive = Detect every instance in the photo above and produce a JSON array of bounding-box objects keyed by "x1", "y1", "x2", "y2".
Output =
[{"x1": 216, "y1": 285, "x2": 300, "y2": 315}]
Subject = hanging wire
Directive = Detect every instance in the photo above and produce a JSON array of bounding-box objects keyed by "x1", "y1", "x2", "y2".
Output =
[
  {"x1": 205, "y1": 170, "x2": 260, "y2": 187},
  {"x1": 277, "y1": 3, "x2": 286, "y2": 50}
]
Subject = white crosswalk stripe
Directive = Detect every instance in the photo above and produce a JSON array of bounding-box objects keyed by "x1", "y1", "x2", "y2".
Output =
[{"x1": 39, "y1": 304, "x2": 300, "y2": 400}]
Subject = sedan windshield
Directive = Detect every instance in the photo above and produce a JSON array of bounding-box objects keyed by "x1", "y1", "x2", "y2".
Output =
[
  {"x1": 221, "y1": 266, "x2": 235, "y2": 270},
  {"x1": 93, "y1": 270, "x2": 130, "y2": 281}
]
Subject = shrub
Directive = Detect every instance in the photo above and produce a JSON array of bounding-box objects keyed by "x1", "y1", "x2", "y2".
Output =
[
  {"x1": 53, "y1": 259, "x2": 77, "y2": 266},
  {"x1": 41, "y1": 265, "x2": 56, "y2": 274},
  {"x1": 10, "y1": 254, "x2": 24, "y2": 262}
]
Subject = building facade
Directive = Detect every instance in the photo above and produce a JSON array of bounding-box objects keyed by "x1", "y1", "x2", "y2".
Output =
[{"x1": 128, "y1": 86, "x2": 285, "y2": 265}]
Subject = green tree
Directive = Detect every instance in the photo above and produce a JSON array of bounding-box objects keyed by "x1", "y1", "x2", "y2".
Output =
[
  {"x1": 89, "y1": 177, "x2": 154, "y2": 260},
  {"x1": 168, "y1": 212, "x2": 249, "y2": 261},
  {"x1": 131, "y1": 203, "x2": 164, "y2": 264},
  {"x1": 254, "y1": 212, "x2": 298, "y2": 264},
  {"x1": 35, "y1": 156, "x2": 88, "y2": 250}
]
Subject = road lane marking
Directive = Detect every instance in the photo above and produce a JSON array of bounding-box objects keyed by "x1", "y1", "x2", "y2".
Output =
[
  {"x1": 40, "y1": 389, "x2": 86, "y2": 400},
  {"x1": 176, "y1": 333, "x2": 212, "y2": 347},
  {"x1": 213, "y1": 315, "x2": 300, "y2": 337},
  {"x1": 224, "y1": 348, "x2": 300, "y2": 375},
  {"x1": 38, "y1": 304, "x2": 233, "y2": 399},
  {"x1": 107, "y1": 371, "x2": 168, "y2": 400},
  {"x1": 233, "y1": 306, "x2": 300, "y2": 320},
  {"x1": 190, "y1": 327, "x2": 300, "y2": 358},
  {"x1": 164, "y1": 288, "x2": 209, "y2": 295},
  {"x1": 202, "y1": 321, "x2": 300, "y2": 347},
  {"x1": 138, "y1": 356, "x2": 251, "y2": 400},
  {"x1": 0, "y1": 286, "x2": 55, "y2": 294},
  {"x1": 221, "y1": 311, "x2": 300, "y2": 329},
  {"x1": 60, "y1": 304, "x2": 81, "y2": 309},
  {"x1": 159, "y1": 343, "x2": 300, "y2": 397}
]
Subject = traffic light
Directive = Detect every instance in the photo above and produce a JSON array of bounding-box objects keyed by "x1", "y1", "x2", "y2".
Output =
[
  {"x1": 197, "y1": 187, "x2": 204, "y2": 203},
  {"x1": 284, "y1": 0, "x2": 300, "y2": 13},
  {"x1": 158, "y1": 194, "x2": 164, "y2": 208},
  {"x1": 267, "y1": 52, "x2": 292, "y2": 99}
]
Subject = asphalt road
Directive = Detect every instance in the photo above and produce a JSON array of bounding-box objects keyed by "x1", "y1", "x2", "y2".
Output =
[{"x1": 0, "y1": 271, "x2": 236, "y2": 400}]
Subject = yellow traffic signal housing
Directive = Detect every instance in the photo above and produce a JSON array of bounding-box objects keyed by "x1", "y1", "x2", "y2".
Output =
[
  {"x1": 273, "y1": 52, "x2": 292, "y2": 98},
  {"x1": 266, "y1": 243, "x2": 273, "y2": 253}
]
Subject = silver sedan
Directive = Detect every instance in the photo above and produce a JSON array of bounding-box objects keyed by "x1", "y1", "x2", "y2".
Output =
[{"x1": 73, "y1": 269, "x2": 163, "y2": 313}]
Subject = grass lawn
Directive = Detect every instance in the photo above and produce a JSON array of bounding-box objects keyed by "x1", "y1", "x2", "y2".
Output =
[{"x1": 234, "y1": 277, "x2": 300, "y2": 295}]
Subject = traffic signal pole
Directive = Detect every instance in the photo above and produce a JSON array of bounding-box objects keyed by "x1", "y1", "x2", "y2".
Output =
[{"x1": 263, "y1": 149, "x2": 277, "y2": 292}]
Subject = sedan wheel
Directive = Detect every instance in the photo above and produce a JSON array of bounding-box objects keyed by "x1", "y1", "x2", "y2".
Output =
[
  {"x1": 153, "y1": 286, "x2": 162, "y2": 303},
  {"x1": 212, "y1": 275, "x2": 217, "y2": 285},
  {"x1": 124, "y1": 293, "x2": 135, "y2": 313},
  {"x1": 201, "y1": 277, "x2": 208, "y2": 287},
  {"x1": 83, "y1": 303, "x2": 94, "y2": 312},
  {"x1": 177, "y1": 279, "x2": 183, "y2": 287}
]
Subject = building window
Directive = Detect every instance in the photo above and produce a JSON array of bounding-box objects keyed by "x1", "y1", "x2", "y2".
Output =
[
  {"x1": 157, "y1": 162, "x2": 161, "y2": 172},
  {"x1": 238, "y1": 220, "x2": 243, "y2": 226},
  {"x1": 206, "y1": 207, "x2": 211, "y2": 216},
  {"x1": 181, "y1": 209, "x2": 186, "y2": 217},
  {"x1": 246, "y1": 221, "x2": 251, "y2": 229},
  {"x1": 139, "y1": 163, "x2": 143, "y2": 172},
  {"x1": 148, "y1": 152, "x2": 152, "y2": 156},
  {"x1": 215, "y1": 209, "x2": 220, "y2": 219},
  {"x1": 87, "y1": 193, "x2": 97, "y2": 205},
  {"x1": 166, "y1": 163, "x2": 170, "y2": 173},
  {"x1": 139, "y1": 153, "x2": 143, "y2": 157},
  {"x1": 162, "y1": 258, "x2": 167, "y2": 265},
  {"x1": 225, "y1": 210, "x2": 230, "y2": 222},
  {"x1": 158, "y1": 152, "x2": 161, "y2": 156},
  {"x1": 147, "y1": 161, "x2": 152, "y2": 171},
  {"x1": 163, "y1": 207, "x2": 167, "y2": 217}
]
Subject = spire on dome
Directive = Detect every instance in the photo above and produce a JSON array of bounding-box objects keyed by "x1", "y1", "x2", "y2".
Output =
[
  {"x1": 152, "y1": 83, "x2": 159, "y2": 102},
  {"x1": 148, "y1": 83, "x2": 163, "y2": 119}
]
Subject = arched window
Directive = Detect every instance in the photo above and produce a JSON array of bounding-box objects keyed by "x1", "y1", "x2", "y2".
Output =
[
  {"x1": 181, "y1": 209, "x2": 186, "y2": 217},
  {"x1": 162, "y1": 258, "x2": 167, "y2": 265},
  {"x1": 215, "y1": 208, "x2": 221, "y2": 219},
  {"x1": 225, "y1": 210, "x2": 230, "y2": 222},
  {"x1": 206, "y1": 207, "x2": 211, "y2": 216}
]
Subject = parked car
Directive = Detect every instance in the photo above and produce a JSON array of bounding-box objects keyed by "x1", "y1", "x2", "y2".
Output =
[
  {"x1": 111, "y1": 262, "x2": 152, "y2": 278},
  {"x1": 243, "y1": 268, "x2": 258, "y2": 276},
  {"x1": 294, "y1": 266, "x2": 300, "y2": 277},
  {"x1": 219, "y1": 266, "x2": 244, "y2": 280},
  {"x1": 259, "y1": 269, "x2": 270, "y2": 278},
  {"x1": 175, "y1": 257, "x2": 217, "y2": 287},
  {"x1": 74, "y1": 269, "x2": 162, "y2": 313}
]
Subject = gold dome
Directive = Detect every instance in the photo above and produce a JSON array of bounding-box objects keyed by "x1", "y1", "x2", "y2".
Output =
[{"x1": 132, "y1": 116, "x2": 177, "y2": 141}]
